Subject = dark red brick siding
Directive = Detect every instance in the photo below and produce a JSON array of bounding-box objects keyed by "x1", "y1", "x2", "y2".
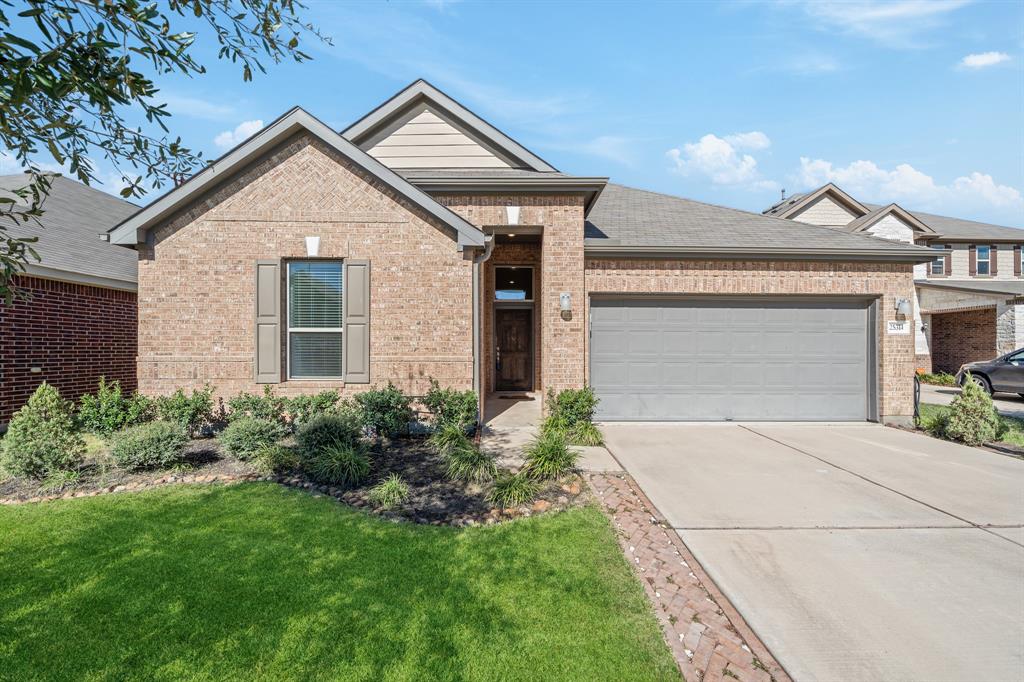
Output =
[
  {"x1": 1, "y1": 275, "x2": 137, "y2": 422},
  {"x1": 930, "y1": 308, "x2": 996, "y2": 374}
]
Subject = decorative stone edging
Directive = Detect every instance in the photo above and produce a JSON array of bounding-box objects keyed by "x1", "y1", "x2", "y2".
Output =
[
  {"x1": 0, "y1": 472, "x2": 265, "y2": 505},
  {"x1": 587, "y1": 472, "x2": 791, "y2": 682}
]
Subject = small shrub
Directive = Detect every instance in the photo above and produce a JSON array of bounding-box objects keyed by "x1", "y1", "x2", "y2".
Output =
[
  {"x1": 922, "y1": 409, "x2": 950, "y2": 439},
  {"x1": 522, "y1": 428, "x2": 580, "y2": 480},
  {"x1": 219, "y1": 417, "x2": 287, "y2": 460},
  {"x1": 487, "y1": 472, "x2": 538, "y2": 509},
  {"x1": 110, "y1": 421, "x2": 188, "y2": 471},
  {"x1": 156, "y1": 386, "x2": 215, "y2": 436},
  {"x1": 546, "y1": 386, "x2": 598, "y2": 427},
  {"x1": 917, "y1": 371, "x2": 957, "y2": 387},
  {"x1": 422, "y1": 379, "x2": 477, "y2": 430},
  {"x1": 251, "y1": 444, "x2": 300, "y2": 476},
  {"x1": 539, "y1": 414, "x2": 568, "y2": 437},
  {"x1": 38, "y1": 469, "x2": 80, "y2": 494},
  {"x1": 304, "y1": 441, "x2": 371, "y2": 487},
  {"x1": 0, "y1": 383, "x2": 85, "y2": 479},
  {"x1": 295, "y1": 413, "x2": 362, "y2": 458},
  {"x1": 356, "y1": 383, "x2": 414, "y2": 439},
  {"x1": 567, "y1": 420, "x2": 604, "y2": 446},
  {"x1": 445, "y1": 441, "x2": 498, "y2": 483},
  {"x1": 227, "y1": 386, "x2": 286, "y2": 424},
  {"x1": 944, "y1": 373, "x2": 1000, "y2": 446},
  {"x1": 285, "y1": 391, "x2": 340, "y2": 428},
  {"x1": 367, "y1": 473, "x2": 411, "y2": 509},
  {"x1": 77, "y1": 378, "x2": 154, "y2": 434},
  {"x1": 429, "y1": 422, "x2": 471, "y2": 456}
]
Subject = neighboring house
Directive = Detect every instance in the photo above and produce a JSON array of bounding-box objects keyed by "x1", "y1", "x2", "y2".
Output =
[
  {"x1": 107, "y1": 80, "x2": 932, "y2": 424},
  {"x1": 766, "y1": 183, "x2": 1024, "y2": 374},
  {"x1": 0, "y1": 175, "x2": 138, "y2": 422}
]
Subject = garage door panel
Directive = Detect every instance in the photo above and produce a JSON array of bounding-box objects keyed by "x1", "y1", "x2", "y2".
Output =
[{"x1": 591, "y1": 298, "x2": 870, "y2": 421}]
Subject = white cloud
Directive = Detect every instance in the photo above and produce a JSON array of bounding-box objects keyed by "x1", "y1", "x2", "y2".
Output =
[
  {"x1": 794, "y1": 0, "x2": 971, "y2": 47},
  {"x1": 668, "y1": 132, "x2": 776, "y2": 188},
  {"x1": 795, "y1": 156, "x2": 1024, "y2": 217},
  {"x1": 959, "y1": 51, "x2": 1011, "y2": 69},
  {"x1": 160, "y1": 93, "x2": 237, "y2": 122},
  {"x1": 214, "y1": 120, "x2": 264, "y2": 150}
]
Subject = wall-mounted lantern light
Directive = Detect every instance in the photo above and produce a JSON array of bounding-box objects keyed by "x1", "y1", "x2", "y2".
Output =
[
  {"x1": 895, "y1": 298, "x2": 911, "y2": 317},
  {"x1": 305, "y1": 236, "x2": 320, "y2": 257}
]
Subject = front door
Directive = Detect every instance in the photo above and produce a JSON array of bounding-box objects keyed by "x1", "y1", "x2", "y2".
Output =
[{"x1": 495, "y1": 308, "x2": 532, "y2": 391}]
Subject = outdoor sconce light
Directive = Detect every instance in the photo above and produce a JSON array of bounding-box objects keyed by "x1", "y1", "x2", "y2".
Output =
[
  {"x1": 895, "y1": 298, "x2": 911, "y2": 317},
  {"x1": 560, "y1": 292, "x2": 572, "y2": 320},
  {"x1": 505, "y1": 205, "x2": 520, "y2": 225},
  {"x1": 305, "y1": 236, "x2": 320, "y2": 257}
]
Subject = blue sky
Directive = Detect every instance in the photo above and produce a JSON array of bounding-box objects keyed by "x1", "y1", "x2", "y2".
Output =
[{"x1": 9, "y1": 0, "x2": 1024, "y2": 225}]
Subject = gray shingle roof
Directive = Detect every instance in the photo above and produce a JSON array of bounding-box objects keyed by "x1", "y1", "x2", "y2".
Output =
[
  {"x1": 764, "y1": 192, "x2": 809, "y2": 216},
  {"x1": 916, "y1": 279, "x2": 1024, "y2": 297},
  {"x1": 398, "y1": 169, "x2": 569, "y2": 179},
  {"x1": 864, "y1": 204, "x2": 1024, "y2": 241},
  {"x1": 585, "y1": 183, "x2": 932, "y2": 259},
  {"x1": 0, "y1": 174, "x2": 138, "y2": 285}
]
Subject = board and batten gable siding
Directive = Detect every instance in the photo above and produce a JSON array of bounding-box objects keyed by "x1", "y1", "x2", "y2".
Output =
[
  {"x1": 136, "y1": 132, "x2": 474, "y2": 400},
  {"x1": 790, "y1": 195, "x2": 859, "y2": 227},
  {"x1": 367, "y1": 110, "x2": 511, "y2": 169}
]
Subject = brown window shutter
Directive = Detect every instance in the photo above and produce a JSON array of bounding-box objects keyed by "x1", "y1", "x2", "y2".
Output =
[
  {"x1": 969, "y1": 245, "x2": 977, "y2": 276},
  {"x1": 343, "y1": 260, "x2": 371, "y2": 384},
  {"x1": 254, "y1": 260, "x2": 282, "y2": 384},
  {"x1": 943, "y1": 247, "x2": 951, "y2": 276},
  {"x1": 991, "y1": 244, "x2": 998, "y2": 275},
  {"x1": 1016, "y1": 246, "x2": 1021, "y2": 277}
]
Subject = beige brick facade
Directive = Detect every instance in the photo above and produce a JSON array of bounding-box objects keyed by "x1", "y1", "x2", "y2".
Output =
[{"x1": 137, "y1": 133, "x2": 474, "y2": 399}]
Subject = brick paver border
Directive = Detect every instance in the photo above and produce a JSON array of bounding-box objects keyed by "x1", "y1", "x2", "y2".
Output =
[{"x1": 588, "y1": 472, "x2": 791, "y2": 682}]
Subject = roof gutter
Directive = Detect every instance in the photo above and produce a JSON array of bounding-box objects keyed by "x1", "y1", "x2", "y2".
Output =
[{"x1": 584, "y1": 242, "x2": 937, "y2": 263}]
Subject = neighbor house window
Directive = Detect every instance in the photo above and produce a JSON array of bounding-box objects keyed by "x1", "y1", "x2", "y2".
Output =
[
  {"x1": 288, "y1": 261, "x2": 343, "y2": 379},
  {"x1": 930, "y1": 246, "x2": 946, "y2": 275},
  {"x1": 494, "y1": 266, "x2": 533, "y2": 301},
  {"x1": 976, "y1": 245, "x2": 991, "y2": 276}
]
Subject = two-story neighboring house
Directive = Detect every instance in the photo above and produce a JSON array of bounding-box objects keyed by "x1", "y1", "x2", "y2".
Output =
[{"x1": 766, "y1": 183, "x2": 1024, "y2": 374}]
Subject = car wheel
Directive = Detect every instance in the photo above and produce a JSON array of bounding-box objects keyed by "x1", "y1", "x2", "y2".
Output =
[{"x1": 968, "y1": 374, "x2": 992, "y2": 395}]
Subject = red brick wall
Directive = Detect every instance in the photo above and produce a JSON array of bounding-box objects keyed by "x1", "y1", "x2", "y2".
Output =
[
  {"x1": 0, "y1": 275, "x2": 137, "y2": 422},
  {"x1": 930, "y1": 308, "x2": 996, "y2": 374}
]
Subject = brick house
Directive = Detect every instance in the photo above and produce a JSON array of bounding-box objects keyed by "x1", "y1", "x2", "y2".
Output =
[
  {"x1": 766, "y1": 183, "x2": 1024, "y2": 374},
  {"x1": 1, "y1": 175, "x2": 138, "y2": 423},
  {"x1": 108, "y1": 80, "x2": 933, "y2": 424}
]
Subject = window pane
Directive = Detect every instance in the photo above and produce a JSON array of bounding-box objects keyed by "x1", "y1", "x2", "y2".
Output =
[
  {"x1": 977, "y1": 246, "x2": 990, "y2": 260},
  {"x1": 289, "y1": 332, "x2": 343, "y2": 378},
  {"x1": 290, "y1": 262, "x2": 342, "y2": 328},
  {"x1": 495, "y1": 267, "x2": 533, "y2": 300}
]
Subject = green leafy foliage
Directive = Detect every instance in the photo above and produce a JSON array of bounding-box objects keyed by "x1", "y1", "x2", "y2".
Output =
[
  {"x1": 251, "y1": 444, "x2": 300, "y2": 477},
  {"x1": 227, "y1": 387, "x2": 287, "y2": 424},
  {"x1": 523, "y1": 428, "x2": 580, "y2": 481},
  {"x1": 367, "y1": 473, "x2": 411, "y2": 509},
  {"x1": 37, "y1": 468, "x2": 80, "y2": 494},
  {"x1": 295, "y1": 413, "x2": 362, "y2": 459},
  {"x1": 77, "y1": 377, "x2": 153, "y2": 434},
  {"x1": 917, "y1": 372, "x2": 957, "y2": 387},
  {"x1": 944, "y1": 373, "x2": 1000, "y2": 446},
  {"x1": 218, "y1": 417, "x2": 287, "y2": 461},
  {"x1": 428, "y1": 423, "x2": 471, "y2": 456},
  {"x1": 422, "y1": 379, "x2": 477, "y2": 430},
  {"x1": 487, "y1": 472, "x2": 539, "y2": 509},
  {"x1": 110, "y1": 421, "x2": 187, "y2": 471},
  {"x1": 0, "y1": 382, "x2": 84, "y2": 479},
  {"x1": 546, "y1": 387, "x2": 599, "y2": 428},
  {"x1": 567, "y1": 421, "x2": 604, "y2": 447},
  {"x1": 355, "y1": 383, "x2": 414, "y2": 439},
  {"x1": 286, "y1": 391, "x2": 340, "y2": 428},
  {"x1": 304, "y1": 441, "x2": 371, "y2": 487},
  {"x1": 156, "y1": 386, "x2": 215, "y2": 437},
  {"x1": 444, "y1": 441, "x2": 498, "y2": 484}
]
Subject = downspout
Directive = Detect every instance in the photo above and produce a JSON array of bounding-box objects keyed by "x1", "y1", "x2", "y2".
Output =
[{"x1": 471, "y1": 236, "x2": 495, "y2": 425}]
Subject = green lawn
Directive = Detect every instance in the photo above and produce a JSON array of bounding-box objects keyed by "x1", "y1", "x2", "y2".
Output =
[
  {"x1": 0, "y1": 484, "x2": 678, "y2": 681},
  {"x1": 919, "y1": 402, "x2": 1024, "y2": 447}
]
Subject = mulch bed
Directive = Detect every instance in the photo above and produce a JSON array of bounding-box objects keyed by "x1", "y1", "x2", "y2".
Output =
[{"x1": 0, "y1": 436, "x2": 588, "y2": 525}]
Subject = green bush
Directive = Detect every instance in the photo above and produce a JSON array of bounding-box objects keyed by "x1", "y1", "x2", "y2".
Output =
[
  {"x1": 944, "y1": 373, "x2": 1000, "y2": 446},
  {"x1": 218, "y1": 417, "x2": 287, "y2": 460},
  {"x1": 922, "y1": 409, "x2": 950, "y2": 439},
  {"x1": 227, "y1": 386, "x2": 287, "y2": 424},
  {"x1": 110, "y1": 421, "x2": 188, "y2": 471},
  {"x1": 251, "y1": 444, "x2": 300, "y2": 476},
  {"x1": 567, "y1": 420, "x2": 604, "y2": 446},
  {"x1": 285, "y1": 391, "x2": 340, "y2": 428},
  {"x1": 38, "y1": 469, "x2": 80, "y2": 494},
  {"x1": 367, "y1": 473, "x2": 411, "y2": 509},
  {"x1": 304, "y1": 441, "x2": 371, "y2": 487},
  {"x1": 487, "y1": 472, "x2": 538, "y2": 509},
  {"x1": 546, "y1": 386, "x2": 599, "y2": 428},
  {"x1": 428, "y1": 422, "x2": 471, "y2": 456},
  {"x1": 355, "y1": 383, "x2": 414, "y2": 439},
  {"x1": 0, "y1": 383, "x2": 85, "y2": 480},
  {"x1": 295, "y1": 413, "x2": 362, "y2": 458},
  {"x1": 444, "y1": 441, "x2": 497, "y2": 484},
  {"x1": 522, "y1": 428, "x2": 580, "y2": 480},
  {"x1": 422, "y1": 379, "x2": 477, "y2": 430},
  {"x1": 77, "y1": 378, "x2": 154, "y2": 434},
  {"x1": 917, "y1": 371, "x2": 957, "y2": 387},
  {"x1": 156, "y1": 386, "x2": 215, "y2": 436}
]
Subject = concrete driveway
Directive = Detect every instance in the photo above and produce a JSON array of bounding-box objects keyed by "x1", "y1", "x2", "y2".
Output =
[{"x1": 601, "y1": 422, "x2": 1024, "y2": 682}]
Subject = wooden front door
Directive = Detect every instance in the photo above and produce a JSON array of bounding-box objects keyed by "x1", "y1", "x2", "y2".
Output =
[{"x1": 495, "y1": 308, "x2": 532, "y2": 391}]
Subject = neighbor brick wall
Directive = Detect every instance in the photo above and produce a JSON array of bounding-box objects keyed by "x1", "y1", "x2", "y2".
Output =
[
  {"x1": 1, "y1": 275, "x2": 136, "y2": 422},
  {"x1": 930, "y1": 308, "x2": 996, "y2": 374},
  {"x1": 583, "y1": 259, "x2": 918, "y2": 420},
  {"x1": 137, "y1": 132, "x2": 473, "y2": 400}
]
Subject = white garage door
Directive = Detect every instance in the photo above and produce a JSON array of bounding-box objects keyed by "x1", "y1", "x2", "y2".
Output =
[{"x1": 590, "y1": 298, "x2": 874, "y2": 421}]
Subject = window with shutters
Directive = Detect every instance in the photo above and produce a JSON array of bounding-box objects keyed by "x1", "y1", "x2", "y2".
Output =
[
  {"x1": 976, "y1": 245, "x2": 991, "y2": 276},
  {"x1": 930, "y1": 246, "x2": 946, "y2": 275},
  {"x1": 287, "y1": 261, "x2": 343, "y2": 379}
]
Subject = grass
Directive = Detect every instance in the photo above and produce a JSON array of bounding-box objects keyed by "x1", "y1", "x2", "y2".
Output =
[
  {"x1": 919, "y1": 402, "x2": 1024, "y2": 447},
  {"x1": 0, "y1": 484, "x2": 678, "y2": 681}
]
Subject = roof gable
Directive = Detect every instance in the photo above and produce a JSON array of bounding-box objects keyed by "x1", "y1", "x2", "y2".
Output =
[
  {"x1": 846, "y1": 203, "x2": 936, "y2": 237},
  {"x1": 108, "y1": 108, "x2": 485, "y2": 250},
  {"x1": 343, "y1": 80, "x2": 557, "y2": 172},
  {"x1": 766, "y1": 183, "x2": 869, "y2": 221}
]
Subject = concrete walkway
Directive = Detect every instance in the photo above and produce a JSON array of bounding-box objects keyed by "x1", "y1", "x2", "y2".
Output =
[
  {"x1": 921, "y1": 382, "x2": 1024, "y2": 419},
  {"x1": 602, "y1": 422, "x2": 1024, "y2": 682}
]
